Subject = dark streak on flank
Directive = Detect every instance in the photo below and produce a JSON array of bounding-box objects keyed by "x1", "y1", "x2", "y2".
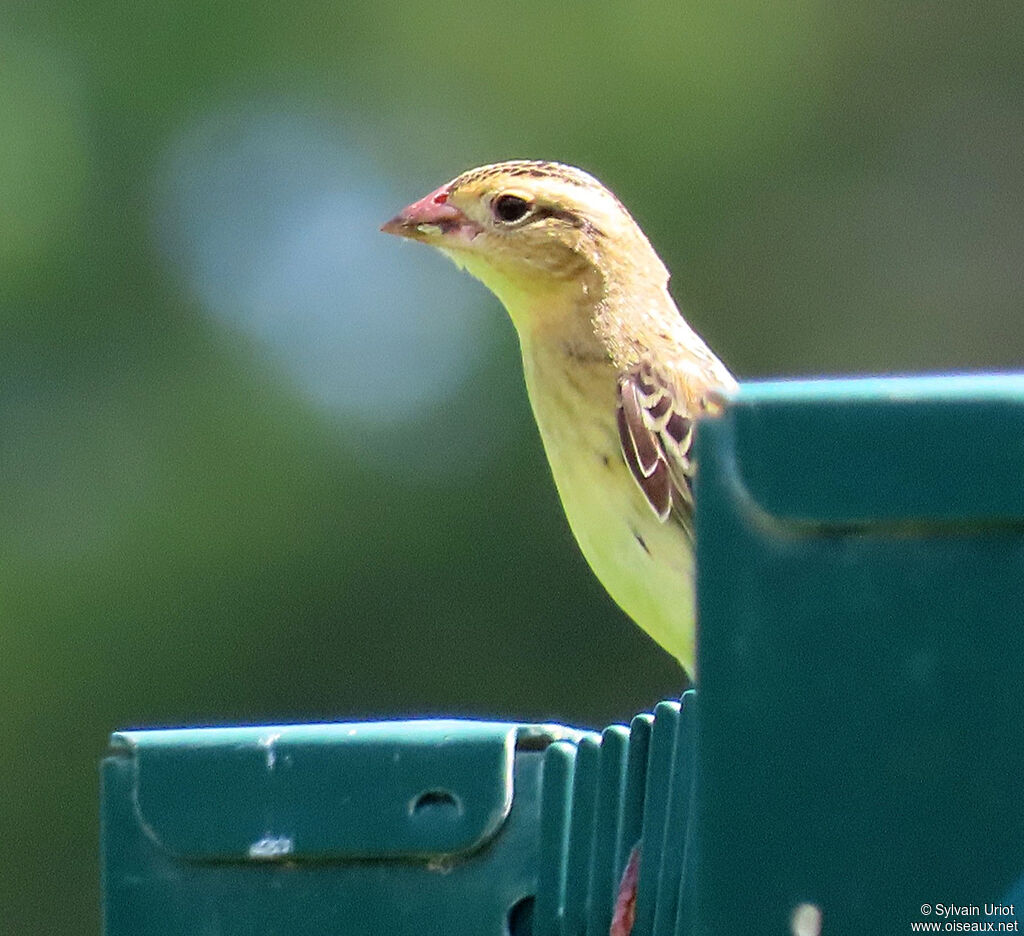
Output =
[
  {"x1": 633, "y1": 531, "x2": 651, "y2": 555},
  {"x1": 562, "y1": 342, "x2": 608, "y2": 365},
  {"x1": 561, "y1": 366, "x2": 589, "y2": 399}
]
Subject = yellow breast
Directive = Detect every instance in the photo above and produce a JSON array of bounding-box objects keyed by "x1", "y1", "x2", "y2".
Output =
[{"x1": 519, "y1": 336, "x2": 697, "y2": 672}]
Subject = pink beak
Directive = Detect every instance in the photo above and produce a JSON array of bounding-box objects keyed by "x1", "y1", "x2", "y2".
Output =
[{"x1": 381, "y1": 183, "x2": 479, "y2": 241}]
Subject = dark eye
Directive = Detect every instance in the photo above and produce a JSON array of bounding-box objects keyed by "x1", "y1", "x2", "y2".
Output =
[{"x1": 492, "y1": 194, "x2": 531, "y2": 223}]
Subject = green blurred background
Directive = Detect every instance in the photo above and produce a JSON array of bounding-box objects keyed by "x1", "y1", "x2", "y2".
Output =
[{"x1": 2, "y1": 1, "x2": 1022, "y2": 931}]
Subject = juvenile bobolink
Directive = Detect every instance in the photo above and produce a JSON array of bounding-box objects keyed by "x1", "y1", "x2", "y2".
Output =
[{"x1": 383, "y1": 161, "x2": 735, "y2": 676}]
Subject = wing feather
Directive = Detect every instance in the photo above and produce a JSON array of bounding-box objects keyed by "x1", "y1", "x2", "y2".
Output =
[{"x1": 616, "y1": 358, "x2": 717, "y2": 530}]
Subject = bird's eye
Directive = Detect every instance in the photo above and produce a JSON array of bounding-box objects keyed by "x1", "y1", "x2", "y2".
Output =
[{"x1": 492, "y1": 193, "x2": 531, "y2": 224}]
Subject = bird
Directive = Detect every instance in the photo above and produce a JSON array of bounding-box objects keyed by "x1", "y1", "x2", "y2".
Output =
[{"x1": 382, "y1": 160, "x2": 736, "y2": 677}]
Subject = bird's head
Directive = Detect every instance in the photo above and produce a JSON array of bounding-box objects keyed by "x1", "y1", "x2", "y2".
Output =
[{"x1": 382, "y1": 161, "x2": 667, "y2": 322}]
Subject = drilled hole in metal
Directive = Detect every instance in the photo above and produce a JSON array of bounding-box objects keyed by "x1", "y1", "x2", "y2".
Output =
[
  {"x1": 507, "y1": 895, "x2": 535, "y2": 936},
  {"x1": 409, "y1": 789, "x2": 461, "y2": 817}
]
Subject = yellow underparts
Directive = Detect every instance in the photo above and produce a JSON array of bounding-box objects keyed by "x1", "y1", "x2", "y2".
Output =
[
  {"x1": 518, "y1": 310, "x2": 697, "y2": 675},
  {"x1": 449, "y1": 248, "x2": 697, "y2": 672}
]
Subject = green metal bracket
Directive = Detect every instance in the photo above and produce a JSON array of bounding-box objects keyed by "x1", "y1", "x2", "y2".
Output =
[{"x1": 102, "y1": 374, "x2": 1024, "y2": 936}]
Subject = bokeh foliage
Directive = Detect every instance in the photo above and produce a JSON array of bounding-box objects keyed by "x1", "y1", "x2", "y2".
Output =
[{"x1": 2, "y1": 1, "x2": 1022, "y2": 931}]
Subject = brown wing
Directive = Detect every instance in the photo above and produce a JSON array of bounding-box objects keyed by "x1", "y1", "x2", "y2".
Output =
[{"x1": 616, "y1": 359, "x2": 705, "y2": 530}]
